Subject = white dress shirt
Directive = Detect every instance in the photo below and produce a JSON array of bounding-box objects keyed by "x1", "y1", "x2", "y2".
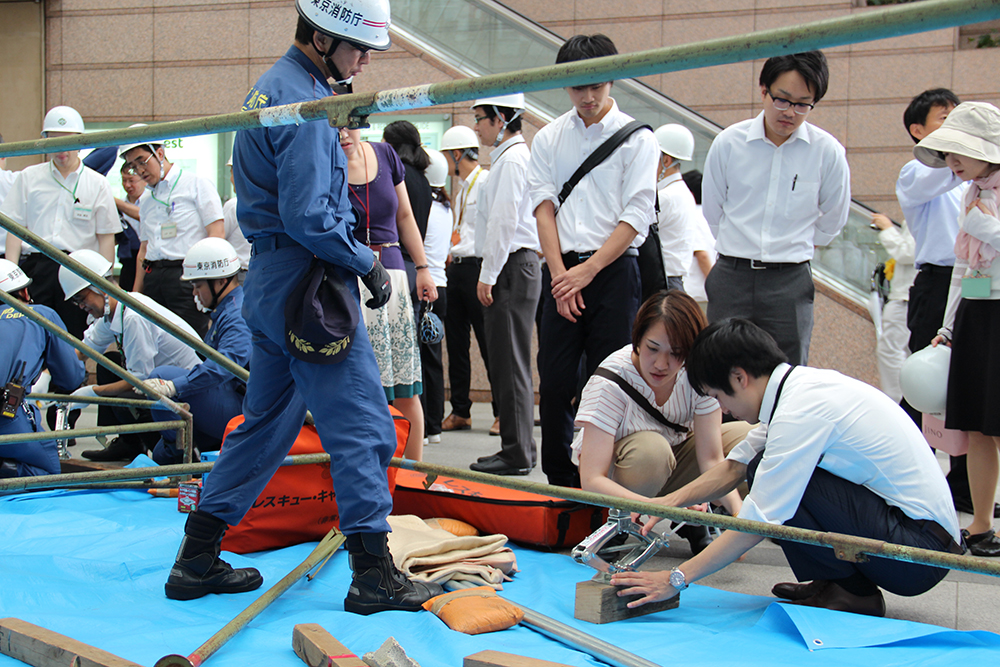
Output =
[
  {"x1": 878, "y1": 222, "x2": 916, "y2": 302},
  {"x1": 478, "y1": 135, "x2": 540, "y2": 286},
  {"x1": 0, "y1": 167, "x2": 18, "y2": 249},
  {"x1": 0, "y1": 161, "x2": 121, "y2": 255},
  {"x1": 222, "y1": 197, "x2": 251, "y2": 269},
  {"x1": 450, "y1": 166, "x2": 489, "y2": 259},
  {"x1": 895, "y1": 160, "x2": 964, "y2": 269},
  {"x1": 684, "y1": 206, "x2": 715, "y2": 303},
  {"x1": 656, "y1": 173, "x2": 698, "y2": 276},
  {"x1": 425, "y1": 199, "x2": 451, "y2": 287},
  {"x1": 527, "y1": 99, "x2": 659, "y2": 252},
  {"x1": 139, "y1": 167, "x2": 223, "y2": 261},
  {"x1": 727, "y1": 363, "x2": 959, "y2": 541},
  {"x1": 703, "y1": 112, "x2": 851, "y2": 263},
  {"x1": 82, "y1": 292, "x2": 200, "y2": 380}
]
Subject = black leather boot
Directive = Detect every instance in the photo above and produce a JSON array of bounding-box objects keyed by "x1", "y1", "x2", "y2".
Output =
[
  {"x1": 164, "y1": 510, "x2": 263, "y2": 600},
  {"x1": 81, "y1": 435, "x2": 146, "y2": 461},
  {"x1": 344, "y1": 532, "x2": 443, "y2": 615}
]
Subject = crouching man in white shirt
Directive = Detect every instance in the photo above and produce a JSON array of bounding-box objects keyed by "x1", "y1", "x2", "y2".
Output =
[{"x1": 612, "y1": 318, "x2": 962, "y2": 618}]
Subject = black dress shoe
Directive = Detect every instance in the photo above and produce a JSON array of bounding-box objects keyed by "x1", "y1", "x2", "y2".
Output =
[
  {"x1": 81, "y1": 437, "x2": 146, "y2": 462},
  {"x1": 962, "y1": 528, "x2": 1000, "y2": 557},
  {"x1": 952, "y1": 495, "x2": 1000, "y2": 518},
  {"x1": 470, "y1": 457, "x2": 532, "y2": 476},
  {"x1": 790, "y1": 581, "x2": 886, "y2": 617},
  {"x1": 476, "y1": 452, "x2": 503, "y2": 463},
  {"x1": 772, "y1": 579, "x2": 830, "y2": 601}
]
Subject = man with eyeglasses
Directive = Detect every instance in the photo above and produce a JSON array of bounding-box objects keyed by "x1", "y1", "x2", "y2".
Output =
[
  {"x1": 702, "y1": 51, "x2": 850, "y2": 366},
  {"x1": 160, "y1": 0, "x2": 442, "y2": 615},
  {"x1": 118, "y1": 129, "x2": 224, "y2": 336}
]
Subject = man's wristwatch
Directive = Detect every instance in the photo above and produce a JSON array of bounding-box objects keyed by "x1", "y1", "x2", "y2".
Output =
[{"x1": 669, "y1": 567, "x2": 689, "y2": 592}]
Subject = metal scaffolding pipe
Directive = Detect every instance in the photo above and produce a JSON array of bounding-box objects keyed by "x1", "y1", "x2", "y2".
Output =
[
  {"x1": 0, "y1": 421, "x2": 185, "y2": 446},
  {"x1": 2, "y1": 456, "x2": 997, "y2": 579},
  {"x1": 27, "y1": 392, "x2": 159, "y2": 408},
  {"x1": 0, "y1": 0, "x2": 995, "y2": 158},
  {"x1": 516, "y1": 604, "x2": 661, "y2": 667},
  {"x1": 0, "y1": 288, "x2": 195, "y2": 461}
]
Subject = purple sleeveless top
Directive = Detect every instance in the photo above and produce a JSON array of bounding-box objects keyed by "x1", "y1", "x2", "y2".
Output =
[{"x1": 350, "y1": 142, "x2": 406, "y2": 270}]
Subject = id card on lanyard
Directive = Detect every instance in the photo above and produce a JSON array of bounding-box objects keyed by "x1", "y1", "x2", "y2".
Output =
[{"x1": 150, "y1": 169, "x2": 183, "y2": 240}]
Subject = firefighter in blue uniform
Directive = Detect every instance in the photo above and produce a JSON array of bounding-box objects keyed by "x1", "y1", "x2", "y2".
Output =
[
  {"x1": 163, "y1": 0, "x2": 442, "y2": 614},
  {"x1": 0, "y1": 258, "x2": 85, "y2": 477},
  {"x1": 144, "y1": 238, "x2": 250, "y2": 464}
]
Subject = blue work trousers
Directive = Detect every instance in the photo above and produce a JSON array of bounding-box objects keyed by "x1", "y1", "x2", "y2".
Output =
[
  {"x1": 197, "y1": 245, "x2": 396, "y2": 533},
  {"x1": 148, "y1": 366, "x2": 244, "y2": 465},
  {"x1": 0, "y1": 405, "x2": 60, "y2": 477}
]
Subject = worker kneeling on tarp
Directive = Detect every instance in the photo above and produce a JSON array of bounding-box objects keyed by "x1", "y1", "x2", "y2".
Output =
[
  {"x1": 612, "y1": 318, "x2": 963, "y2": 617},
  {"x1": 142, "y1": 238, "x2": 250, "y2": 465},
  {"x1": 0, "y1": 259, "x2": 85, "y2": 477}
]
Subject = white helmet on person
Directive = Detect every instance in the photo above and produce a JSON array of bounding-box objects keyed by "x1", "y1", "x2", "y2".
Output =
[
  {"x1": 899, "y1": 344, "x2": 951, "y2": 415},
  {"x1": 424, "y1": 148, "x2": 449, "y2": 188},
  {"x1": 472, "y1": 93, "x2": 525, "y2": 147},
  {"x1": 182, "y1": 238, "x2": 241, "y2": 281},
  {"x1": 440, "y1": 126, "x2": 479, "y2": 151},
  {"x1": 58, "y1": 249, "x2": 113, "y2": 301},
  {"x1": 118, "y1": 123, "x2": 163, "y2": 159},
  {"x1": 653, "y1": 124, "x2": 695, "y2": 162},
  {"x1": 41, "y1": 106, "x2": 85, "y2": 137},
  {"x1": 0, "y1": 258, "x2": 31, "y2": 293},
  {"x1": 295, "y1": 0, "x2": 392, "y2": 53}
]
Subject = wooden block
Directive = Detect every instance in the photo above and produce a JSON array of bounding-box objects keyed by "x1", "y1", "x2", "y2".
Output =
[
  {"x1": 464, "y1": 649, "x2": 575, "y2": 667},
  {"x1": 573, "y1": 579, "x2": 679, "y2": 624},
  {"x1": 0, "y1": 618, "x2": 144, "y2": 667},
  {"x1": 292, "y1": 624, "x2": 367, "y2": 667}
]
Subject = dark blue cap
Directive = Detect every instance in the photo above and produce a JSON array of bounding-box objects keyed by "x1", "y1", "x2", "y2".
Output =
[{"x1": 285, "y1": 260, "x2": 359, "y2": 364}]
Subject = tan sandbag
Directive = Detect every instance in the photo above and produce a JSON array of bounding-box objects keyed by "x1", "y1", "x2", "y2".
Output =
[
  {"x1": 422, "y1": 586, "x2": 524, "y2": 635},
  {"x1": 426, "y1": 517, "x2": 480, "y2": 537}
]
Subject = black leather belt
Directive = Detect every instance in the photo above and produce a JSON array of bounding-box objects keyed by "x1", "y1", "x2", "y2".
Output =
[
  {"x1": 717, "y1": 254, "x2": 808, "y2": 271},
  {"x1": 451, "y1": 256, "x2": 482, "y2": 265},
  {"x1": 251, "y1": 232, "x2": 299, "y2": 256},
  {"x1": 143, "y1": 259, "x2": 183, "y2": 269},
  {"x1": 915, "y1": 518, "x2": 965, "y2": 555},
  {"x1": 918, "y1": 263, "x2": 954, "y2": 276},
  {"x1": 562, "y1": 248, "x2": 638, "y2": 267}
]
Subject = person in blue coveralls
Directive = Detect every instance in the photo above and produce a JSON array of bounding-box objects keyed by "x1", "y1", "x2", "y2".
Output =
[
  {"x1": 0, "y1": 258, "x2": 85, "y2": 477},
  {"x1": 142, "y1": 238, "x2": 250, "y2": 465},
  {"x1": 162, "y1": 0, "x2": 442, "y2": 614}
]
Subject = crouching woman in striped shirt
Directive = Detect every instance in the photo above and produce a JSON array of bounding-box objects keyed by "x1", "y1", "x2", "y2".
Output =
[{"x1": 573, "y1": 290, "x2": 753, "y2": 554}]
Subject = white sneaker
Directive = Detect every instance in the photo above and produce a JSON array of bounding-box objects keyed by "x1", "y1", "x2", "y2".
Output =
[{"x1": 427, "y1": 434, "x2": 441, "y2": 444}]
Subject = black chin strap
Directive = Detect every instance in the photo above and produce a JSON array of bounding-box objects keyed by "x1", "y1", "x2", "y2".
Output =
[
  {"x1": 208, "y1": 276, "x2": 235, "y2": 311},
  {"x1": 313, "y1": 36, "x2": 353, "y2": 92}
]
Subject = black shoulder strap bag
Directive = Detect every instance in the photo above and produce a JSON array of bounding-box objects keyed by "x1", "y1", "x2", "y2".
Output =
[
  {"x1": 556, "y1": 120, "x2": 666, "y2": 299},
  {"x1": 593, "y1": 367, "x2": 689, "y2": 434}
]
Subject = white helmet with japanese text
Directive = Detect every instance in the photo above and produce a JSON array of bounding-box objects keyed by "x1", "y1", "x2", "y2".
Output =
[
  {"x1": 295, "y1": 0, "x2": 392, "y2": 52},
  {"x1": 0, "y1": 258, "x2": 32, "y2": 293},
  {"x1": 59, "y1": 249, "x2": 112, "y2": 301},
  {"x1": 182, "y1": 238, "x2": 241, "y2": 281},
  {"x1": 41, "y1": 106, "x2": 85, "y2": 137}
]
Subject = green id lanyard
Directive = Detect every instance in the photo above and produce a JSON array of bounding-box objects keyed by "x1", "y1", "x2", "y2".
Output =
[
  {"x1": 51, "y1": 171, "x2": 81, "y2": 203},
  {"x1": 149, "y1": 168, "x2": 183, "y2": 214}
]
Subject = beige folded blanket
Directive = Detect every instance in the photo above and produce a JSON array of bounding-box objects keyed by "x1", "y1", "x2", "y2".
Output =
[{"x1": 387, "y1": 515, "x2": 518, "y2": 590}]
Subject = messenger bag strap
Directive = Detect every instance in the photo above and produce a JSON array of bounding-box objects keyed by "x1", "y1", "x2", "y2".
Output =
[
  {"x1": 593, "y1": 367, "x2": 689, "y2": 434},
  {"x1": 557, "y1": 120, "x2": 653, "y2": 209}
]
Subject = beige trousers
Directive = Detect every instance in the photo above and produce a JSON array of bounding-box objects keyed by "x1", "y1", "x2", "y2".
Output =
[{"x1": 610, "y1": 421, "x2": 755, "y2": 499}]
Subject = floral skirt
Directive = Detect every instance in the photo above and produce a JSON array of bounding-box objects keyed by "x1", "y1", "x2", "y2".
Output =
[{"x1": 359, "y1": 268, "x2": 423, "y2": 401}]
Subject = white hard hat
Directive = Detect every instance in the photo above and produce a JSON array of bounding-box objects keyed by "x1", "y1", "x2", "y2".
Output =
[
  {"x1": 41, "y1": 106, "x2": 85, "y2": 136},
  {"x1": 0, "y1": 258, "x2": 31, "y2": 293},
  {"x1": 424, "y1": 149, "x2": 448, "y2": 188},
  {"x1": 118, "y1": 123, "x2": 163, "y2": 159},
  {"x1": 59, "y1": 249, "x2": 112, "y2": 301},
  {"x1": 295, "y1": 0, "x2": 391, "y2": 52},
  {"x1": 653, "y1": 124, "x2": 695, "y2": 162},
  {"x1": 440, "y1": 125, "x2": 479, "y2": 151},
  {"x1": 900, "y1": 344, "x2": 952, "y2": 415},
  {"x1": 471, "y1": 93, "x2": 526, "y2": 110},
  {"x1": 182, "y1": 238, "x2": 241, "y2": 281}
]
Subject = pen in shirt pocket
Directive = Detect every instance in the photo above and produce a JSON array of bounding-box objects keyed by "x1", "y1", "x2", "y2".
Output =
[{"x1": 792, "y1": 174, "x2": 798, "y2": 191}]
